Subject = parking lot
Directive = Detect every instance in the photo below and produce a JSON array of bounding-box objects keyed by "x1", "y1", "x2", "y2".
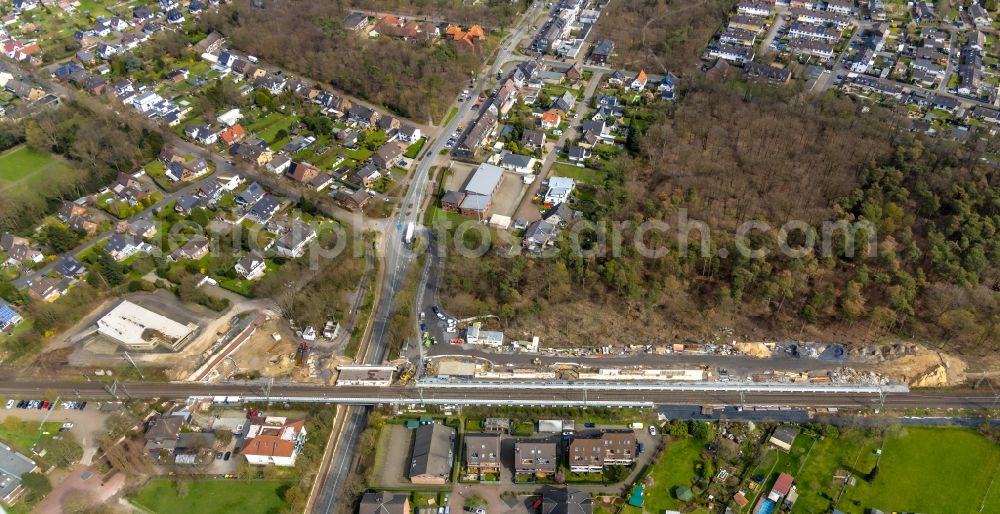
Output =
[{"x1": 0, "y1": 402, "x2": 110, "y2": 465}]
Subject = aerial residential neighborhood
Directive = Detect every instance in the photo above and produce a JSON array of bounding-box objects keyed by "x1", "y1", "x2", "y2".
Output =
[{"x1": 0, "y1": 1, "x2": 996, "y2": 514}]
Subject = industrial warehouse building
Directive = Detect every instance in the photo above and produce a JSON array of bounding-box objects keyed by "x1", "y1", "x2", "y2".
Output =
[
  {"x1": 96, "y1": 300, "x2": 198, "y2": 351},
  {"x1": 408, "y1": 423, "x2": 455, "y2": 484}
]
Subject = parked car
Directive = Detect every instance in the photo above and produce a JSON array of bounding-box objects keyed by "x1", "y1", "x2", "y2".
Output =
[
  {"x1": 61, "y1": 422, "x2": 74, "y2": 429},
  {"x1": 637, "y1": 443, "x2": 645, "y2": 454},
  {"x1": 223, "y1": 451, "x2": 231, "y2": 461},
  {"x1": 649, "y1": 426, "x2": 658, "y2": 436},
  {"x1": 5, "y1": 400, "x2": 13, "y2": 409}
]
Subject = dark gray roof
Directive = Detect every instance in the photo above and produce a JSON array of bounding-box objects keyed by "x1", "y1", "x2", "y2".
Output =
[
  {"x1": 54, "y1": 255, "x2": 86, "y2": 277},
  {"x1": 464, "y1": 433, "x2": 500, "y2": 467},
  {"x1": 542, "y1": 488, "x2": 593, "y2": 514},
  {"x1": 248, "y1": 196, "x2": 280, "y2": 221},
  {"x1": 360, "y1": 491, "x2": 408, "y2": 514},
  {"x1": 592, "y1": 39, "x2": 614, "y2": 57},
  {"x1": 408, "y1": 423, "x2": 454, "y2": 480}
]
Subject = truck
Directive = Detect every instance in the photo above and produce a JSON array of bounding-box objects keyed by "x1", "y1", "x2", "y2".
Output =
[{"x1": 404, "y1": 221, "x2": 415, "y2": 246}]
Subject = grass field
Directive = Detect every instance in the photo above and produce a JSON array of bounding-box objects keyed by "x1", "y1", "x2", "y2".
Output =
[
  {"x1": 131, "y1": 479, "x2": 292, "y2": 514},
  {"x1": 0, "y1": 416, "x2": 62, "y2": 454},
  {"x1": 0, "y1": 146, "x2": 78, "y2": 196},
  {"x1": 550, "y1": 162, "x2": 607, "y2": 185},
  {"x1": 838, "y1": 427, "x2": 1000, "y2": 514},
  {"x1": 641, "y1": 437, "x2": 710, "y2": 512}
]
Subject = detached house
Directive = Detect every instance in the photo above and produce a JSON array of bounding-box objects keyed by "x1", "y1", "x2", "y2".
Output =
[
  {"x1": 372, "y1": 142, "x2": 404, "y2": 169},
  {"x1": 184, "y1": 124, "x2": 217, "y2": 145},
  {"x1": 348, "y1": 104, "x2": 380, "y2": 127},
  {"x1": 104, "y1": 234, "x2": 149, "y2": 261},
  {"x1": 287, "y1": 161, "x2": 320, "y2": 184},
  {"x1": 540, "y1": 110, "x2": 561, "y2": 130},
  {"x1": 235, "y1": 251, "x2": 266, "y2": 280},
  {"x1": 171, "y1": 236, "x2": 210, "y2": 261},
  {"x1": 1, "y1": 234, "x2": 42, "y2": 265},
  {"x1": 242, "y1": 416, "x2": 307, "y2": 467},
  {"x1": 219, "y1": 124, "x2": 246, "y2": 145},
  {"x1": 275, "y1": 220, "x2": 317, "y2": 258}
]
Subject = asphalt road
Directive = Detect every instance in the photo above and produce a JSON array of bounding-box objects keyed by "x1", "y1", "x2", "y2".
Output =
[{"x1": 308, "y1": 4, "x2": 547, "y2": 511}]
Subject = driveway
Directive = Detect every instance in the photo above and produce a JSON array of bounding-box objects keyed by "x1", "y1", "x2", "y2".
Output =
[
  {"x1": 32, "y1": 464, "x2": 126, "y2": 514},
  {"x1": 449, "y1": 485, "x2": 535, "y2": 514}
]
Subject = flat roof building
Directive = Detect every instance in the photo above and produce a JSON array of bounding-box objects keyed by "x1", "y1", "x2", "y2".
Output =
[{"x1": 96, "y1": 300, "x2": 197, "y2": 350}]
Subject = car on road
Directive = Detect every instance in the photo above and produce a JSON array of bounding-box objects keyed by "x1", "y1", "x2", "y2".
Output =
[{"x1": 5, "y1": 400, "x2": 13, "y2": 409}]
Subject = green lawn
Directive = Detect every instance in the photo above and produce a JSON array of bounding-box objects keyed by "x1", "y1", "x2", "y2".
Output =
[
  {"x1": 642, "y1": 437, "x2": 710, "y2": 512},
  {"x1": 131, "y1": 479, "x2": 292, "y2": 514},
  {"x1": 0, "y1": 416, "x2": 62, "y2": 454},
  {"x1": 838, "y1": 427, "x2": 1000, "y2": 514},
  {"x1": 791, "y1": 428, "x2": 879, "y2": 513},
  {"x1": 248, "y1": 112, "x2": 297, "y2": 143},
  {"x1": 404, "y1": 138, "x2": 427, "y2": 159},
  {"x1": 0, "y1": 146, "x2": 77, "y2": 197},
  {"x1": 551, "y1": 162, "x2": 607, "y2": 185},
  {"x1": 443, "y1": 106, "x2": 459, "y2": 126}
]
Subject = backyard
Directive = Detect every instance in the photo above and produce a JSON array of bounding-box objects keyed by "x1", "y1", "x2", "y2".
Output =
[
  {"x1": 131, "y1": 479, "x2": 293, "y2": 514},
  {"x1": 550, "y1": 162, "x2": 607, "y2": 186},
  {"x1": 638, "y1": 436, "x2": 709, "y2": 513}
]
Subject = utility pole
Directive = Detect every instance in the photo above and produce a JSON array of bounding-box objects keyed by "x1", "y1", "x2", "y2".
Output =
[
  {"x1": 123, "y1": 351, "x2": 144, "y2": 380},
  {"x1": 262, "y1": 377, "x2": 274, "y2": 405},
  {"x1": 36, "y1": 395, "x2": 59, "y2": 443}
]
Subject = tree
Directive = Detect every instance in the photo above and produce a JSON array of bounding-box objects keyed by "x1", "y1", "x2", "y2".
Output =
[
  {"x1": 40, "y1": 224, "x2": 82, "y2": 253},
  {"x1": 688, "y1": 420, "x2": 711, "y2": 440},
  {"x1": 39, "y1": 433, "x2": 83, "y2": 468},
  {"x1": 92, "y1": 249, "x2": 126, "y2": 287},
  {"x1": 215, "y1": 429, "x2": 233, "y2": 446},
  {"x1": 603, "y1": 464, "x2": 629, "y2": 483},
  {"x1": 254, "y1": 89, "x2": 274, "y2": 110},
  {"x1": 20, "y1": 472, "x2": 51, "y2": 502}
]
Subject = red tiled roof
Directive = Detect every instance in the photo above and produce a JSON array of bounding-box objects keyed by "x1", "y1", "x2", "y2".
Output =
[{"x1": 773, "y1": 472, "x2": 794, "y2": 495}]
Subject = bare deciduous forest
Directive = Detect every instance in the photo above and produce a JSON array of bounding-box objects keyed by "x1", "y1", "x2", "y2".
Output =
[
  {"x1": 200, "y1": 0, "x2": 527, "y2": 122},
  {"x1": 442, "y1": 78, "x2": 1000, "y2": 361},
  {"x1": 593, "y1": 0, "x2": 736, "y2": 73}
]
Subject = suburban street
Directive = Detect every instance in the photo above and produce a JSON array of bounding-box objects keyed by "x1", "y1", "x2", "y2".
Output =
[{"x1": 307, "y1": 3, "x2": 546, "y2": 512}]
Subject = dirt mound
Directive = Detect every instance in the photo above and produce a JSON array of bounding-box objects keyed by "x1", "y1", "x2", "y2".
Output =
[
  {"x1": 875, "y1": 351, "x2": 967, "y2": 387},
  {"x1": 735, "y1": 342, "x2": 771, "y2": 358}
]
